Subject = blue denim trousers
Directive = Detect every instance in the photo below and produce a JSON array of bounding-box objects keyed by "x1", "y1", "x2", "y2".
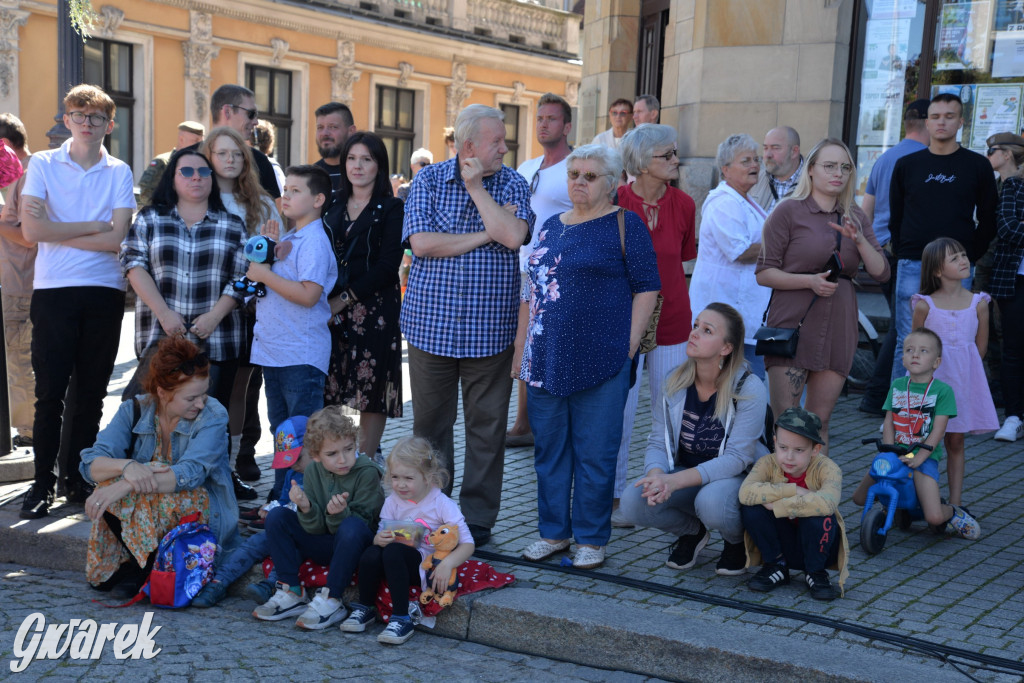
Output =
[
  {"x1": 527, "y1": 358, "x2": 631, "y2": 546},
  {"x1": 263, "y1": 364, "x2": 325, "y2": 499},
  {"x1": 743, "y1": 343, "x2": 766, "y2": 381},
  {"x1": 216, "y1": 530, "x2": 275, "y2": 585},
  {"x1": 264, "y1": 506, "x2": 372, "y2": 597}
]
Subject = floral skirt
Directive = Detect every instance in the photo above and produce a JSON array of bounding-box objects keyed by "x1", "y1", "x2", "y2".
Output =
[
  {"x1": 324, "y1": 286, "x2": 403, "y2": 418},
  {"x1": 86, "y1": 476, "x2": 210, "y2": 586}
]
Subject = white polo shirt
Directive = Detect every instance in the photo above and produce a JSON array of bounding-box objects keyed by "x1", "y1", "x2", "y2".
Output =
[{"x1": 21, "y1": 138, "x2": 136, "y2": 290}]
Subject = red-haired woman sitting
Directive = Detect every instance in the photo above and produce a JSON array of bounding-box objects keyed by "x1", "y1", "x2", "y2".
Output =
[{"x1": 80, "y1": 336, "x2": 239, "y2": 595}]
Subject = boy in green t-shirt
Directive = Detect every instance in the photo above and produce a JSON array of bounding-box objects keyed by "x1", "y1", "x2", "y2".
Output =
[{"x1": 852, "y1": 328, "x2": 980, "y2": 539}]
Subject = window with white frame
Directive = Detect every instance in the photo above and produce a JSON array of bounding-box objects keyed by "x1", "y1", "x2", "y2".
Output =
[
  {"x1": 246, "y1": 65, "x2": 294, "y2": 167},
  {"x1": 376, "y1": 85, "x2": 416, "y2": 178},
  {"x1": 84, "y1": 38, "x2": 135, "y2": 166}
]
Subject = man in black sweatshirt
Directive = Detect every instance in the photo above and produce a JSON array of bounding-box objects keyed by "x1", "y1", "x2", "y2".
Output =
[{"x1": 887, "y1": 93, "x2": 997, "y2": 381}]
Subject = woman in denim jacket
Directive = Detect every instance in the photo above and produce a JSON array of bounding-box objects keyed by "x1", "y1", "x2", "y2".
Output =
[{"x1": 80, "y1": 336, "x2": 239, "y2": 595}]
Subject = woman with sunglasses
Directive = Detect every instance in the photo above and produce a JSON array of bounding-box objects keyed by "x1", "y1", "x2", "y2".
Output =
[
  {"x1": 609, "y1": 124, "x2": 697, "y2": 528},
  {"x1": 120, "y1": 147, "x2": 249, "y2": 414},
  {"x1": 513, "y1": 143, "x2": 660, "y2": 569},
  {"x1": 79, "y1": 336, "x2": 239, "y2": 597},
  {"x1": 756, "y1": 138, "x2": 888, "y2": 446}
]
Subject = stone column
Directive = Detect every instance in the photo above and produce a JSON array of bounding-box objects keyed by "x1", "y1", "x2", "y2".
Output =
[
  {"x1": 330, "y1": 40, "x2": 360, "y2": 106},
  {"x1": 182, "y1": 10, "x2": 219, "y2": 126},
  {"x1": 0, "y1": 1, "x2": 29, "y2": 116},
  {"x1": 445, "y1": 59, "x2": 471, "y2": 126},
  {"x1": 577, "y1": 0, "x2": 640, "y2": 142}
]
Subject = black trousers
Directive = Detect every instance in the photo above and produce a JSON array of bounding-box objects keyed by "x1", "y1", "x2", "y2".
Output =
[
  {"x1": 998, "y1": 279, "x2": 1024, "y2": 418},
  {"x1": 31, "y1": 287, "x2": 124, "y2": 493},
  {"x1": 741, "y1": 504, "x2": 839, "y2": 574},
  {"x1": 357, "y1": 542, "x2": 422, "y2": 617}
]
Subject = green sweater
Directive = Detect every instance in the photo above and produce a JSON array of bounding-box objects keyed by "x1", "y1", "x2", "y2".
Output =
[{"x1": 297, "y1": 456, "x2": 384, "y2": 535}]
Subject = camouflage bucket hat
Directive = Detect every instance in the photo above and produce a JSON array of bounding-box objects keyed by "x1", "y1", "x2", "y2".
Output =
[{"x1": 775, "y1": 407, "x2": 824, "y2": 445}]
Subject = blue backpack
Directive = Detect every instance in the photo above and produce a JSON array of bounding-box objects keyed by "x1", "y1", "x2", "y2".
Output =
[{"x1": 143, "y1": 512, "x2": 217, "y2": 608}]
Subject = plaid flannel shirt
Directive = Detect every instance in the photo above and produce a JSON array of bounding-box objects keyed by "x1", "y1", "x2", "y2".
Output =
[
  {"x1": 992, "y1": 175, "x2": 1024, "y2": 299},
  {"x1": 771, "y1": 156, "x2": 804, "y2": 200},
  {"x1": 400, "y1": 157, "x2": 535, "y2": 358},
  {"x1": 120, "y1": 206, "x2": 248, "y2": 361}
]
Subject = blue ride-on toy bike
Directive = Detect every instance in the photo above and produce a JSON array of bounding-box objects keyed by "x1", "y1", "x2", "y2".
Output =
[{"x1": 858, "y1": 437, "x2": 934, "y2": 555}]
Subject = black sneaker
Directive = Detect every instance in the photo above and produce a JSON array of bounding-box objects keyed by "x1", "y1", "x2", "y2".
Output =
[
  {"x1": 65, "y1": 480, "x2": 94, "y2": 504},
  {"x1": 715, "y1": 540, "x2": 748, "y2": 576},
  {"x1": 666, "y1": 522, "x2": 709, "y2": 570},
  {"x1": 12, "y1": 434, "x2": 33, "y2": 448},
  {"x1": 232, "y1": 471, "x2": 259, "y2": 501},
  {"x1": 19, "y1": 484, "x2": 54, "y2": 520},
  {"x1": 467, "y1": 524, "x2": 491, "y2": 547},
  {"x1": 804, "y1": 570, "x2": 837, "y2": 601},
  {"x1": 748, "y1": 562, "x2": 790, "y2": 592}
]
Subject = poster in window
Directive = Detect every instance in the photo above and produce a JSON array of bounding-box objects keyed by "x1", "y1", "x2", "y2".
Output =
[
  {"x1": 936, "y1": 1, "x2": 994, "y2": 72},
  {"x1": 857, "y1": 18, "x2": 913, "y2": 146},
  {"x1": 992, "y1": 0, "x2": 1024, "y2": 79},
  {"x1": 969, "y1": 84, "x2": 1023, "y2": 151},
  {"x1": 855, "y1": 146, "x2": 885, "y2": 198}
]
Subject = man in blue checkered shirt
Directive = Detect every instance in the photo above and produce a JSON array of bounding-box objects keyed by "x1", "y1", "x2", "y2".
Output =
[{"x1": 400, "y1": 104, "x2": 535, "y2": 547}]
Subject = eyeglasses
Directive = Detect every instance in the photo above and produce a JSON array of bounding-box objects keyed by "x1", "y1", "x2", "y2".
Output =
[
  {"x1": 68, "y1": 111, "x2": 109, "y2": 127},
  {"x1": 567, "y1": 169, "x2": 607, "y2": 182},
  {"x1": 815, "y1": 161, "x2": 854, "y2": 176},
  {"x1": 213, "y1": 150, "x2": 244, "y2": 161},
  {"x1": 231, "y1": 104, "x2": 259, "y2": 120},
  {"x1": 175, "y1": 352, "x2": 209, "y2": 376},
  {"x1": 177, "y1": 166, "x2": 214, "y2": 179},
  {"x1": 652, "y1": 149, "x2": 678, "y2": 161},
  {"x1": 530, "y1": 171, "x2": 541, "y2": 195},
  {"x1": 987, "y1": 147, "x2": 1005, "y2": 156},
  {"x1": 735, "y1": 155, "x2": 761, "y2": 167}
]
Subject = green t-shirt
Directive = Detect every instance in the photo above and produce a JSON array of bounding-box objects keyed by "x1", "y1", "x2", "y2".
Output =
[{"x1": 884, "y1": 377, "x2": 956, "y2": 461}]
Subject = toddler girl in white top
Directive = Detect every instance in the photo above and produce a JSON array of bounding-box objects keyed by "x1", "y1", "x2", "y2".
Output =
[{"x1": 341, "y1": 436, "x2": 474, "y2": 645}]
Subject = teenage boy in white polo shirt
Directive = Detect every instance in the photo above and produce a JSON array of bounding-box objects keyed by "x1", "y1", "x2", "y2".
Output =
[{"x1": 18, "y1": 84, "x2": 136, "y2": 519}]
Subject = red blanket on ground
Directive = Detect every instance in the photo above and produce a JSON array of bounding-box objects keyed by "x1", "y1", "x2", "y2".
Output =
[{"x1": 261, "y1": 558, "x2": 515, "y2": 621}]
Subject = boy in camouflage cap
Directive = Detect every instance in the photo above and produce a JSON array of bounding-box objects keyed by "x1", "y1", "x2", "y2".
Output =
[{"x1": 737, "y1": 407, "x2": 848, "y2": 600}]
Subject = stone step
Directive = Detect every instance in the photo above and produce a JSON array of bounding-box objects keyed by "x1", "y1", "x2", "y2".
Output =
[{"x1": 0, "y1": 448, "x2": 34, "y2": 483}]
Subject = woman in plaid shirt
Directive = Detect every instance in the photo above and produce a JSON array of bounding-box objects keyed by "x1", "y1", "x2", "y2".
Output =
[{"x1": 120, "y1": 147, "x2": 249, "y2": 410}]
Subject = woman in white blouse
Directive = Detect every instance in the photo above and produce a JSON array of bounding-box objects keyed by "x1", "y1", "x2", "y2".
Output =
[{"x1": 688, "y1": 134, "x2": 772, "y2": 378}]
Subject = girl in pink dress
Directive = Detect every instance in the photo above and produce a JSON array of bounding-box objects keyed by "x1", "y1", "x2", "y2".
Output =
[{"x1": 912, "y1": 238, "x2": 999, "y2": 507}]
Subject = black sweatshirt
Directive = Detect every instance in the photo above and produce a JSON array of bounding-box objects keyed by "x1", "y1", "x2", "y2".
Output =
[{"x1": 888, "y1": 146, "x2": 997, "y2": 261}]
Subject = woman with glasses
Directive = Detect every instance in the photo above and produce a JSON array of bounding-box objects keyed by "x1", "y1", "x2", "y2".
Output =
[
  {"x1": 756, "y1": 138, "x2": 888, "y2": 445},
  {"x1": 79, "y1": 336, "x2": 239, "y2": 597},
  {"x1": 689, "y1": 134, "x2": 772, "y2": 380},
  {"x1": 120, "y1": 147, "x2": 249, "y2": 422},
  {"x1": 513, "y1": 144, "x2": 660, "y2": 569},
  {"x1": 610, "y1": 124, "x2": 697, "y2": 528}
]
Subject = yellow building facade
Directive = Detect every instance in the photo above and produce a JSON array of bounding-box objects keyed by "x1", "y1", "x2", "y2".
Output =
[{"x1": 1, "y1": 0, "x2": 582, "y2": 178}]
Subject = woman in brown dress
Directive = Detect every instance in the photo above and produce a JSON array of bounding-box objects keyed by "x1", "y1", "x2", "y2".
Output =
[{"x1": 755, "y1": 138, "x2": 889, "y2": 447}]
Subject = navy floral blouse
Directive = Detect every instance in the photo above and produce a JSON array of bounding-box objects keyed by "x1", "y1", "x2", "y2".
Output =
[{"x1": 519, "y1": 209, "x2": 660, "y2": 396}]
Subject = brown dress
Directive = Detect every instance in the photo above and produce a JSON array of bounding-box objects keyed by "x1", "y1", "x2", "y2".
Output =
[{"x1": 755, "y1": 197, "x2": 889, "y2": 375}]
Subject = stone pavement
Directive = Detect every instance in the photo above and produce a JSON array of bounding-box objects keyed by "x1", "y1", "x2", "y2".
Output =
[{"x1": 2, "y1": 312, "x2": 1024, "y2": 681}]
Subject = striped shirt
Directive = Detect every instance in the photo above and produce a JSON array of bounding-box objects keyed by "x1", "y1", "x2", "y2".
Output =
[
  {"x1": 120, "y1": 206, "x2": 248, "y2": 361},
  {"x1": 400, "y1": 157, "x2": 535, "y2": 358}
]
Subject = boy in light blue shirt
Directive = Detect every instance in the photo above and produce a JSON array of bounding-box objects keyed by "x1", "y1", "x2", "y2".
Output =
[{"x1": 248, "y1": 165, "x2": 337, "y2": 499}]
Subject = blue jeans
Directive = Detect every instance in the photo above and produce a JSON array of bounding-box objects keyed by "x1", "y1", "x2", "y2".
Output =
[
  {"x1": 264, "y1": 506, "x2": 373, "y2": 597},
  {"x1": 892, "y1": 259, "x2": 972, "y2": 382},
  {"x1": 743, "y1": 343, "x2": 765, "y2": 381},
  {"x1": 619, "y1": 468, "x2": 746, "y2": 544},
  {"x1": 527, "y1": 358, "x2": 631, "y2": 546},
  {"x1": 263, "y1": 364, "x2": 325, "y2": 499},
  {"x1": 216, "y1": 530, "x2": 275, "y2": 585}
]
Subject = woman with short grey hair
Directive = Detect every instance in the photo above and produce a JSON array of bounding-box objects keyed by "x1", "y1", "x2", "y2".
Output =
[
  {"x1": 512, "y1": 142, "x2": 661, "y2": 570},
  {"x1": 610, "y1": 124, "x2": 697, "y2": 529},
  {"x1": 688, "y1": 133, "x2": 771, "y2": 379}
]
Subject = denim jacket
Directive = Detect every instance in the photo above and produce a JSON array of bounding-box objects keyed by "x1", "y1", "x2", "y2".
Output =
[{"x1": 79, "y1": 396, "x2": 240, "y2": 555}]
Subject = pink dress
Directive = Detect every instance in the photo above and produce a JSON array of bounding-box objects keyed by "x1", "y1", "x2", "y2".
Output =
[{"x1": 911, "y1": 292, "x2": 998, "y2": 434}]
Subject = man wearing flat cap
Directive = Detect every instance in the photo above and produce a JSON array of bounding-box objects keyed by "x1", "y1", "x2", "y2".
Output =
[{"x1": 137, "y1": 120, "x2": 206, "y2": 207}]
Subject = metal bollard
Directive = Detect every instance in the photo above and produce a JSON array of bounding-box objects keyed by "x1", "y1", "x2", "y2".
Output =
[{"x1": 0, "y1": 289, "x2": 11, "y2": 455}]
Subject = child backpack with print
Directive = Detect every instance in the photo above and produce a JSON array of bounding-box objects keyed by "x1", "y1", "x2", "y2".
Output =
[{"x1": 144, "y1": 512, "x2": 217, "y2": 608}]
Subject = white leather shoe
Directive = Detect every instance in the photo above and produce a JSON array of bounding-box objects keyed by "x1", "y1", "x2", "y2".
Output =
[
  {"x1": 572, "y1": 545, "x2": 605, "y2": 570},
  {"x1": 522, "y1": 538, "x2": 571, "y2": 561}
]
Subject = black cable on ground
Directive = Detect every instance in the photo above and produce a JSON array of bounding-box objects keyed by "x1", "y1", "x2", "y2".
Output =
[{"x1": 474, "y1": 549, "x2": 1022, "y2": 682}]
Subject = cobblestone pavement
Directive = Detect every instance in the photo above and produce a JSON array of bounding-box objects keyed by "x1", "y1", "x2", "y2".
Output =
[
  {"x1": 3, "y1": 313, "x2": 1024, "y2": 681},
  {"x1": 0, "y1": 563, "x2": 666, "y2": 681}
]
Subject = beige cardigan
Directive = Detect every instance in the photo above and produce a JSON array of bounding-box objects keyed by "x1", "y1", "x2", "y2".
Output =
[{"x1": 738, "y1": 454, "x2": 850, "y2": 594}]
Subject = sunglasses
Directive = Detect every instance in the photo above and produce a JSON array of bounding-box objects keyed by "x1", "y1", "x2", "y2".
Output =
[
  {"x1": 231, "y1": 104, "x2": 259, "y2": 120},
  {"x1": 530, "y1": 171, "x2": 541, "y2": 195},
  {"x1": 177, "y1": 166, "x2": 213, "y2": 179},
  {"x1": 567, "y1": 169, "x2": 606, "y2": 182},
  {"x1": 987, "y1": 147, "x2": 1005, "y2": 156},
  {"x1": 175, "y1": 352, "x2": 210, "y2": 376}
]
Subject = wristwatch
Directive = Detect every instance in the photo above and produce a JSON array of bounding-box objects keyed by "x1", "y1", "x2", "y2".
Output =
[{"x1": 338, "y1": 290, "x2": 351, "y2": 304}]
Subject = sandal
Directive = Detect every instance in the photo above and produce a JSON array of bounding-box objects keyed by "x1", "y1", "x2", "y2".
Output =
[
  {"x1": 572, "y1": 545, "x2": 605, "y2": 570},
  {"x1": 522, "y1": 538, "x2": 571, "y2": 561}
]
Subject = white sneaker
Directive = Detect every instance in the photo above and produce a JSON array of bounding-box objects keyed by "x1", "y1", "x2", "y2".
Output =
[
  {"x1": 295, "y1": 587, "x2": 347, "y2": 630},
  {"x1": 994, "y1": 416, "x2": 1023, "y2": 442},
  {"x1": 610, "y1": 506, "x2": 634, "y2": 528},
  {"x1": 252, "y1": 582, "x2": 309, "y2": 621}
]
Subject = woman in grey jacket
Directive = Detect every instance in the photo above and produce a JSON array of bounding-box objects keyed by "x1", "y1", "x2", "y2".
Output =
[{"x1": 619, "y1": 302, "x2": 768, "y2": 575}]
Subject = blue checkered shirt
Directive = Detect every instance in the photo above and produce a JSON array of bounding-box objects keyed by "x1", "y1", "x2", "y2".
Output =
[
  {"x1": 120, "y1": 206, "x2": 249, "y2": 361},
  {"x1": 400, "y1": 157, "x2": 535, "y2": 358}
]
